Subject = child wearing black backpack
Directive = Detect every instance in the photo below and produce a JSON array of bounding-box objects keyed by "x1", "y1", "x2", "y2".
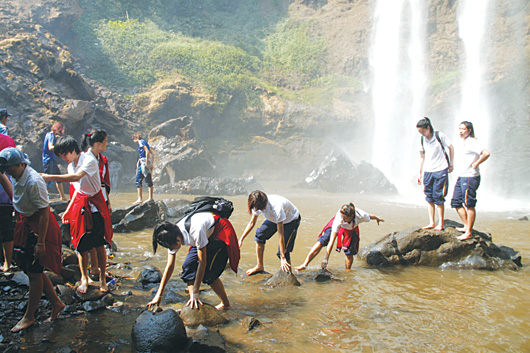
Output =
[
  {"x1": 417, "y1": 117, "x2": 454, "y2": 231},
  {"x1": 148, "y1": 197, "x2": 239, "y2": 311}
]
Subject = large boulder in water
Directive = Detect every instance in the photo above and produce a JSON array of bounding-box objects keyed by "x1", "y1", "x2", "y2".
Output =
[
  {"x1": 132, "y1": 309, "x2": 187, "y2": 353},
  {"x1": 186, "y1": 324, "x2": 226, "y2": 353},
  {"x1": 299, "y1": 150, "x2": 397, "y2": 194},
  {"x1": 179, "y1": 303, "x2": 229, "y2": 327},
  {"x1": 358, "y1": 219, "x2": 522, "y2": 270},
  {"x1": 265, "y1": 269, "x2": 301, "y2": 288}
]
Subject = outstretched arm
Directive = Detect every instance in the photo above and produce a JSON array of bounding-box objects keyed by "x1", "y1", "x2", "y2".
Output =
[
  {"x1": 369, "y1": 214, "x2": 384, "y2": 225},
  {"x1": 187, "y1": 246, "x2": 207, "y2": 309},
  {"x1": 41, "y1": 169, "x2": 87, "y2": 183},
  {"x1": 147, "y1": 252, "x2": 176, "y2": 309},
  {"x1": 239, "y1": 214, "x2": 258, "y2": 248}
]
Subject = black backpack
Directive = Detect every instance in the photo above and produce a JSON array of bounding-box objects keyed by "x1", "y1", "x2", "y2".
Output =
[{"x1": 180, "y1": 196, "x2": 234, "y2": 233}]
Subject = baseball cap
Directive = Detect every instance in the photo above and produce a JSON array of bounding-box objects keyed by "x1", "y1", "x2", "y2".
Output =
[
  {"x1": 0, "y1": 109, "x2": 12, "y2": 118},
  {"x1": 0, "y1": 147, "x2": 30, "y2": 173}
]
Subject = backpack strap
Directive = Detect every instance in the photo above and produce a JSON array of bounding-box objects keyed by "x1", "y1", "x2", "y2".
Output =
[
  {"x1": 184, "y1": 212, "x2": 219, "y2": 234},
  {"x1": 434, "y1": 131, "x2": 451, "y2": 168}
]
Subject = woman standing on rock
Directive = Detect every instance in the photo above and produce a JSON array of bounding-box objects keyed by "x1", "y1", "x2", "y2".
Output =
[
  {"x1": 416, "y1": 117, "x2": 454, "y2": 231},
  {"x1": 132, "y1": 132, "x2": 154, "y2": 204},
  {"x1": 451, "y1": 121, "x2": 490, "y2": 241},
  {"x1": 295, "y1": 203, "x2": 384, "y2": 271}
]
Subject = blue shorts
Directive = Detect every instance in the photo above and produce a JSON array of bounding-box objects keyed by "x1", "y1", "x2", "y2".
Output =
[
  {"x1": 451, "y1": 176, "x2": 481, "y2": 209},
  {"x1": 423, "y1": 168, "x2": 449, "y2": 205},
  {"x1": 254, "y1": 215, "x2": 301, "y2": 262},
  {"x1": 180, "y1": 238, "x2": 228, "y2": 285},
  {"x1": 135, "y1": 165, "x2": 153, "y2": 188},
  {"x1": 318, "y1": 227, "x2": 360, "y2": 256}
]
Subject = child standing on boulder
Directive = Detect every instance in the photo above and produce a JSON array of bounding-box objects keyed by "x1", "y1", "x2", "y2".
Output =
[
  {"x1": 451, "y1": 121, "x2": 490, "y2": 241},
  {"x1": 41, "y1": 135, "x2": 113, "y2": 293},
  {"x1": 239, "y1": 190, "x2": 301, "y2": 274},
  {"x1": 132, "y1": 132, "x2": 154, "y2": 204},
  {"x1": 295, "y1": 203, "x2": 384, "y2": 271},
  {"x1": 416, "y1": 117, "x2": 454, "y2": 231},
  {"x1": 0, "y1": 147, "x2": 64, "y2": 332}
]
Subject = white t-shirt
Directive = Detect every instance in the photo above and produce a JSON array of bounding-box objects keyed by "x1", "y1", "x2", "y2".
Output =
[
  {"x1": 252, "y1": 195, "x2": 300, "y2": 224},
  {"x1": 420, "y1": 131, "x2": 452, "y2": 172},
  {"x1": 454, "y1": 137, "x2": 486, "y2": 177},
  {"x1": 13, "y1": 166, "x2": 49, "y2": 217},
  {"x1": 69, "y1": 151, "x2": 101, "y2": 211},
  {"x1": 168, "y1": 212, "x2": 216, "y2": 254},
  {"x1": 330, "y1": 208, "x2": 371, "y2": 233}
]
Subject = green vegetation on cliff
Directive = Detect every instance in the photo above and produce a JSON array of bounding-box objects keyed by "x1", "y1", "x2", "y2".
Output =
[{"x1": 74, "y1": 0, "x2": 336, "y2": 106}]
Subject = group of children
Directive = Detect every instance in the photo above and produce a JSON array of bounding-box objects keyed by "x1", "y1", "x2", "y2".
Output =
[
  {"x1": 0, "y1": 116, "x2": 490, "y2": 333},
  {"x1": 416, "y1": 118, "x2": 490, "y2": 240}
]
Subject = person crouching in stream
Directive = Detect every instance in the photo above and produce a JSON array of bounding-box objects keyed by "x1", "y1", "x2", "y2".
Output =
[
  {"x1": 295, "y1": 203, "x2": 384, "y2": 271},
  {"x1": 148, "y1": 212, "x2": 239, "y2": 311},
  {"x1": 41, "y1": 135, "x2": 113, "y2": 294},
  {"x1": 0, "y1": 147, "x2": 64, "y2": 332},
  {"x1": 239, "y1": 190, "x2": 301, "y2": 275}
]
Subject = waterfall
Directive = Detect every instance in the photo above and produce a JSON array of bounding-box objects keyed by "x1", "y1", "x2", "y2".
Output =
[
  {"x1": 456, "y1": 0, "x2": 492, "y2": 147},
  {"x1": 370, "y1": 0, "x2": 427, "y2": 194}
]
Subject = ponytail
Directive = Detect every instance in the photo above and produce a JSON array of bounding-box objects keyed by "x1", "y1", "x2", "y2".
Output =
[
  {"x1": 81, "y1": 130, "x2": 107, "y2": 152},
  {"x1": 416, "y1": 117, "x2": 434, "y2": 133}
]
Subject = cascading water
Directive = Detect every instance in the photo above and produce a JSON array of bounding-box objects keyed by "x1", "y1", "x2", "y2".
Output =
[
  {"x1": 456, "y1": 0, "x2": 492, "y2": 149},
  {"x1": 370, "y1": 0, "x2": 427, "y2": 195}
]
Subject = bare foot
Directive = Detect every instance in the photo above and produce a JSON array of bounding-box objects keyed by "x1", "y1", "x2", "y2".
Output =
[
  {"x1": 456, "y1": 227, "x2": 466, "y2": 232},
  {"x1": 433, "y1": 225, "x2": 444, "y2": 231},
  {"x1": 45, "y1": 301, "x2": 65, "y2": 322},
  {"x1": 77, "y1": 281, "x2": 88, "y2": 294},
  {"x1": 146, "y1": 198, "x2": 154, "y2": 202},
  {"x1": 60, "y1": 197, "x2": 68, "y2": 202},
  {"x1": 294, "y1": 265, "x2": 307, "y2": 271},
  {"x1": 215, "y1": 303, "x2": 230, "y2": 311},
  {"x1": 1, "y1": 265, "x2": 9, "y2": 272},
  {"x1": 246, "y1": 265, "x2": 264, "y2": 276},
  {"x1": 11, "y1": 317, "x2": 35, "y2": 332},
  {"x1": 457, "y1": 233, "x2": 473, "y2": 241},
  {"x1": 99, "y1": 283, "x2": 109, "y2": 293},
  {"x1": 133, "y1": 199, "x2": 143, "y2": 205},
  {"x1": 422, "y1": 224, "x2": 435, "y2": 230}
]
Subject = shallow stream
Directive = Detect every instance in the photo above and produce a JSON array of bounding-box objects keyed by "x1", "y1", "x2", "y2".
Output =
[{"x1": 14, "y1": 189, "x2": 530, "y2": 352}]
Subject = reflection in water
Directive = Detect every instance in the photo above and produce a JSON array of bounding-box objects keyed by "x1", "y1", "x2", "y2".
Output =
[{"x1": 16, "y1": 191, "x2": 530, "y2": 352}]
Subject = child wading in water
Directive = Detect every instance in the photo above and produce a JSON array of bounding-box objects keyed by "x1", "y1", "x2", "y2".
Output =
[
  {"x1": 239, "y1": 190, "x2": 301, "y2": 274},
  {"x1": 0, "y1": 147, "x2": 64, "y2": 332},
  {"x1": 41, "y1": 135, "x2": 113, "y2": 293},
  {"x1": 295, "y1": 203, "x2": 384, "y2": 271}
]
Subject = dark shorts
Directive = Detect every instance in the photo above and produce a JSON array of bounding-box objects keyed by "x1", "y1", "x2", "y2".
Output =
[
  {"x1": 180, "y1": 238, "x2": 228, "y2": 285},
  {"x1": 76, "y1": 212, "x2": 107, "y2": 253},
  {"x1": 15, "y1": 231, "x2": 44, "y2": 274},
  {"x1": 135, "y1": 165, "x2": 153, "y2": 188},
  {"x1": 423, "y1": 168, "x2": 449, "y2": 205},
  {"x1": 451, "y1": 176, "x2": 481, "y2": 209},
  {"x1": 318, "y1": 227, "x2": 360, "y2": 256},
  {"x1": 254, "y1": 215, "x2": 301, "y2": 262},
  {"x1": 0, "y1": 206, "x2": 14, "y2": 243},
  {"x1": 43, "y1": 160, "x2": 61, "y2": 188}
]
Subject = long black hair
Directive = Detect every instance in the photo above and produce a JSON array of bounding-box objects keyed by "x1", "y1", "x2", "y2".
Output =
[
  {"x1": 460, "y1": 121, "x2": 475, "y2": 138},
  {"x1": 416, "y1": 117, "x2": 434, "y2": 133},
  {"x1": 81, "y1": 129, "x2": 107, "y2": 152}
]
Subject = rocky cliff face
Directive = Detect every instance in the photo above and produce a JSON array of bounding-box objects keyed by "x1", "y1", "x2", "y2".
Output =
[{"x1": 0, "y1": 0, "x2": 528, "y2": 193}]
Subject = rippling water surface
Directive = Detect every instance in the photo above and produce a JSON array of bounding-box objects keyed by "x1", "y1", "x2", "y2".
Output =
[{"x1": 17, "y1": 189, "x2": 530, "y2": 352}]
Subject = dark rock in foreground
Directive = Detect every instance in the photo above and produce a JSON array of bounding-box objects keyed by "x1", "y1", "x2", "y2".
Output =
[
  {"x1": 299, "y1": 150, "x2": 397, "y2": 194},
  {"x1": 132, "y1": 309, "x2": 187, "y2": 353},
  {"x1": 358, "y1": 220, "x2": 522, "y2": 270},
  {"x1": 186, "y1": 324, "x2": 226, "y2": 353}
]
